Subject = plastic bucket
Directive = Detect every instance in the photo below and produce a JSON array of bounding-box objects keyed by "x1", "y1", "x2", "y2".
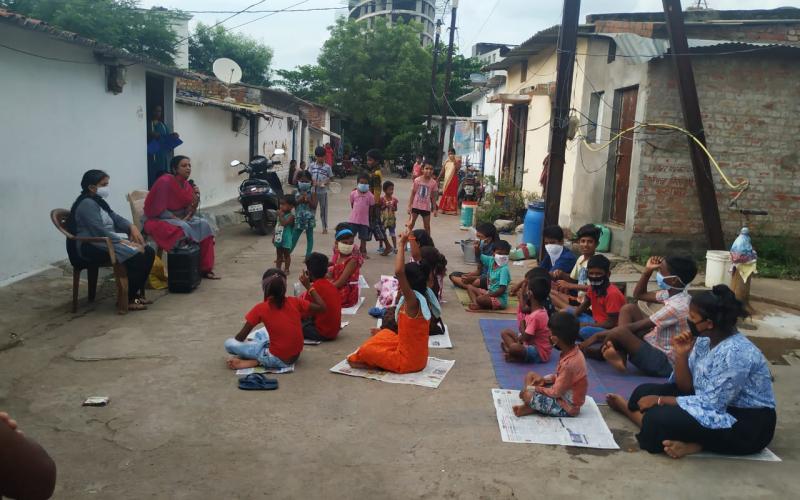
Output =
[
  {"x1": 523, "y1": 201, "x2": 546, "y2": 250},
  {"x1": 705, "y1": 250, "x2": 732, "y2": 288},
  {"x1": 461, "y1": 201, "x2": 478, "y2": 228}
]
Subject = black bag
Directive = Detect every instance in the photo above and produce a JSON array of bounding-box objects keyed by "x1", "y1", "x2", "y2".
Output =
[{"x1": 168, "y1": 243, "x2": 201, "y2": 293}]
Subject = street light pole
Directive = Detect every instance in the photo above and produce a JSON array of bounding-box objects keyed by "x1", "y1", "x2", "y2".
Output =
[
  {"x1": 436, "y1": 0, "x2": 458, "y2": 169},
  {"x1": 426, "y1": 19, "x2": 443, "y2": 131}
]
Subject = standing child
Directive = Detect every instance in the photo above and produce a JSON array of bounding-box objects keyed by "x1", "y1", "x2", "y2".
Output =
[
  {"x1": 551, "y1": 224, "x2": 600, "y2": 309},
  {"x1": 407, "y1": 159, "x2": 438, "y2": 235},
  {"x1": 330, "y1": 225, "x2": 364, "y2": 308},
  {"x1": 569, "y1": 254, "x2": 627, "y2": 342},
  {"x1": 501, "y1": 277, "x2": 554, "y2": 363},
  {"x1": 467, "y1": 240, "x2": 512, "y2": 311},
  {"x1": 411, "y1": 154, "x2": 423, "y2": 180},
  {"x1": 274, "y1": 195, "x2": 296, "y2": 273},
  {"x1": 349, "y1": 173, "x2": 376, "y2": 257},
  {"x1": 347, "y1": 231, "x2": 439, "y2": 374},
  {"x1": 513, "y1": 312, "x2": 587, "y2": 417},
  {"x1": 380, "y1": 180, "x2": 399, "y2": 255},
  {"x1": 223, "y1": 268, "x2": 326, "y2": 371},
  {"x1": 292, "y1": 170, "x2": 317, "y2": 258},
  {"x1": 365, "y1": 149, "x2": 387, "y2": 254}
]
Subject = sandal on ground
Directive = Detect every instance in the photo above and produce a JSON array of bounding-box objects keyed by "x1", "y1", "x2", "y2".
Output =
[
  {"x1": 238, "y1": 374, "x2": 278, "y2": 391},
  {"x1": 128, "y1": 299, "x2": 148, "y2": 311},
  {"x1": 203, "y1": 271, "x2": 221, "y2": 280},
  {"x1": 136, "y1": 296, "x2": 153, "y2": 305}
]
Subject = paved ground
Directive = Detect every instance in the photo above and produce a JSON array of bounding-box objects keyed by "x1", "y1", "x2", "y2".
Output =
[{"x1": 2, "y1": 177, "x2": 800, "y2": 499}]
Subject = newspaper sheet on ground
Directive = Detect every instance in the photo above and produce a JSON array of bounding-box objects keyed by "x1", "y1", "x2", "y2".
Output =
[
  {"x1": 342, "y1": 297, "x2": 366, "y2": 315},
  {"x1": 235, "y1": 365, "x2": 294, "y2": 376},
  {"x1": 692, "y1": 448, "x2": 781, "y2": 462},
  {"x1": 330, "y1": 357, "x2": 455, "y2": 388},
  {"x1": 374, "y1": 316, "x2": 453, "y2": 349},
  {"x1": 492, "y1": 389, "x2": 619, "y2": 449}
]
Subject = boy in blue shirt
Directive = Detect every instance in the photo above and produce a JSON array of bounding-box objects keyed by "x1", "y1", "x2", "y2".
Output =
[
  {"x1": 539, "y1": 225, "x2": 577, "y2": 276},
  {"x1": 467, "y1": 240, "x2": 512, "y2": 311}
]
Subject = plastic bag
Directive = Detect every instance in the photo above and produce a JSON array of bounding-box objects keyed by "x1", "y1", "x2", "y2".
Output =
[
  {"x1": 510, "y1": 242, "x2": 537, "y2": 261},
  {"x1": 147, "y1": 254, "x2": 168, "y2": 290},
  {"x1": 730, "y1": 227, "x2": 757, "y2": 264}
]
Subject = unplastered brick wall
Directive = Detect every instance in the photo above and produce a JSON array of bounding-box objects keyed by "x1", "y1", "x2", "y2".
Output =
[
  {"x1": 631, "y1": 54, "x2": 800, "y2": 254},
  {"x1": 176, "y1": 77, "x2": 260, "y2": 104},
  {"x1": 594, "y1": 20, "x2": 800, "y2": 46}
]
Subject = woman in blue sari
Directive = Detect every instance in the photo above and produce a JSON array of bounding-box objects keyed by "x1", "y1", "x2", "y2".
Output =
[{"x1": 147, "y1": 105, "x2": 179, "y2": 187}]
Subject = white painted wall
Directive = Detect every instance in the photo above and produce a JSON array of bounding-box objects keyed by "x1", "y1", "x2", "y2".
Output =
[
  {"x1": 0, "y1": 26, "x2": 151, "y2": 282},
  {"x1": 174, "y1": 104, "x2": 300, "y2": 208}
]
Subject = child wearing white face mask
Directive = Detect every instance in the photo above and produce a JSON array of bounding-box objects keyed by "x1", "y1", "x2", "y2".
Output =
[
  {"x1": 467, "y1": 240, "x2": 512, "y2": 311},
  {"x1": 329, "y1": 224, "x2": 364, "y2": 308},
  {"x1": 539, "y1": 225, "x2": 577, "y2": 276},
  {"x1": 349, "y1": 173, "x2": 376, "y2": 257}
]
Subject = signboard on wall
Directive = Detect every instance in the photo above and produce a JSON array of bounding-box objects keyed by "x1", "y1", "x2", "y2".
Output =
[{"x1": 453, "y1": 120, "x2": 485, "y2": 170}]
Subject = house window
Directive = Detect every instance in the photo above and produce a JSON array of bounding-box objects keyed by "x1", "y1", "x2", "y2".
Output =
[
  {"x1": 520, "y1": 60, "x2": 528, "y2": 83},
  {"x1": 607, "y1": 41, "x2": 617, "y2": 63},
  {"x1": 587, "y1": 91, "x2": 604, "y2": 143}
]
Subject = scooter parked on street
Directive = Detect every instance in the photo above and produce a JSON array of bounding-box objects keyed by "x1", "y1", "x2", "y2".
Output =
[
  {"x1": 460, "y1": 165, "x2": 483, "y2": 203},
  {"x1": 230, "y1": 149, "x2": 285, "y2": 235}
]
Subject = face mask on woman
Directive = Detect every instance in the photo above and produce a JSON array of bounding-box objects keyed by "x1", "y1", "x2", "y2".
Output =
[
  {"x1": 337, "y1": 242, "x2": 354, "y2": 255},
  {"x1": 95, "y1": 186, "x2": 110, "y2": 199},
  {"x1": 298, "y1": 182, "x2": 311, "y2": 191},
  {"x1": 357, "y1": 183, "x2": 370, "y2": 193}
]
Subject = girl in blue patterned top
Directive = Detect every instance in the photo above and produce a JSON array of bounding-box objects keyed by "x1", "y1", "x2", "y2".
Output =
[
  {"x1": 292, "y1": 170, "x2": 317, "y2": 257},
  {"x1": 606, "y1": 284, "x2": 776, "y2": 458}
]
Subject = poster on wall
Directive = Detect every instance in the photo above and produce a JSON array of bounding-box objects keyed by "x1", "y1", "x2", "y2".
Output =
[{"x1": 452, "y1": 121, "x2": 473, "y2": 158}]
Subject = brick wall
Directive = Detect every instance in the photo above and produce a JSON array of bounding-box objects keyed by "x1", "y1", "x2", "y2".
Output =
[
  {"x1": 595, "y1": 20, "x2": 656, "y2": 38},
  {"x1": 630, "y1": 53, "x2": 800, "y2": 255},
  {"x1": 176, "y1": 77, "x2": 261, "y2": 104},
  {"x1": 594, "y1": 20, "x2": 800, "y2": 46}
]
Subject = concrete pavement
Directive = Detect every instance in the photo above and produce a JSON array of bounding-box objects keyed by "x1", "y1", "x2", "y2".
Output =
[{"x1": 1, "y1": 176, "x2": 799, "y2": 499}]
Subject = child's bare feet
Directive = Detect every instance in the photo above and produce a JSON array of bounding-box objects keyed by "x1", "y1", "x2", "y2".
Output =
[
  {"x1": 468, "y1": 303, "x2": 481, "y2": 311},
  {"x1": 226, "y1": 357, "x2": 259, "y2": 370},
  {"x1": 513, "y1": 404, "x2": 535, "y2": 417},
  {"x1": 602, "y1": 342, "x2": 627, "y2": 372},
  {"x1": 606, "y1": 393, "x2": 630, "y2": 415},
  {"x1": 663, "y1": 440, "x2": 702, "y2": 459},
  {"x1": 346, "y1": 359, "x2": 372, "y2": 369}
]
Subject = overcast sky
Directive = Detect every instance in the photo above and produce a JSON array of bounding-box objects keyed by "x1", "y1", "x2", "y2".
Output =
[{"x1": 140, "y1": 0, "x2": 798, "y2": 71}]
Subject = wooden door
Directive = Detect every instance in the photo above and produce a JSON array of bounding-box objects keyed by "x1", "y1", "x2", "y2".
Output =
[
  {"x1": 507, "y1": 105, "x2": 528, "y2": 189},
  {"x1": 610, "y1": 87, "x2": 638, "y2": 224}
]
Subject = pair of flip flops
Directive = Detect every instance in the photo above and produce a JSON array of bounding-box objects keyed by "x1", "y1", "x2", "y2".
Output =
[{"x1": 238, "y1": 373, "x2": 278, "y2": 391}]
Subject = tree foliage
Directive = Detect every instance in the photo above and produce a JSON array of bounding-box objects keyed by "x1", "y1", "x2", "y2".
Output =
[
  {"x1": 274, "y1": 65, "x2": 327, "y2": 102},
  {"x1": 433, "y1": 52, "x2": 484, "y2": 118},
  {"x1": 1, "y1": 0, "x2": 179, "y2": 65},
  {"x1": 189, "y1": 23, "x2": 274, "y2": 87}
]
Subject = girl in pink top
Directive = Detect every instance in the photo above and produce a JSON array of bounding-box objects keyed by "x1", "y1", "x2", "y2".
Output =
[
  {"x1": 407, "y1": 160, "x2": 438, "y2": 235},
  {"x1": 501, "y1": 278, "x2": 553, "y2": 363},
  {"x1": 514, "y1": 312, "x2": 588, "y2": 418}
]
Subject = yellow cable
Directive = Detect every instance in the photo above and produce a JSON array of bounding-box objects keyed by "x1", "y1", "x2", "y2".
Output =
[{"x1": 579, "y1": 122, "x2": 749, "y2": 193}]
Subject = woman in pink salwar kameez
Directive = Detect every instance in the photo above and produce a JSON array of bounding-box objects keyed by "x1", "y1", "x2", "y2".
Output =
[{"x1": 143, "y1": 155, "x2": 219, "y2": 278}]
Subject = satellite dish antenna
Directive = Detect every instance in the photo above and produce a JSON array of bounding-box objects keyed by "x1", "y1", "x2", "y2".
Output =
[{"x1": 212, "y1": 58, "x2": 243, "y2": 85}]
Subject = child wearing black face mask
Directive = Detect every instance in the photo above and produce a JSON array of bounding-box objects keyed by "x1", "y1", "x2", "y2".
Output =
[{"x1": 568, "y1": 254, "x2": 626, "y2": 344}]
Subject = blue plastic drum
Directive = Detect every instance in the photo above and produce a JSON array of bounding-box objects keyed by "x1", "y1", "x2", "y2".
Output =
[{"x1": 523, "y1": 201, "x2": 546, "y2": 250}]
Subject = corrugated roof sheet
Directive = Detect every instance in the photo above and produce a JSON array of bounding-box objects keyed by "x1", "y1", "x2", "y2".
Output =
[
  {"x1": 176, "y1": 91, "x2": 277, "y2": 119},
  {"x1": 0, "y1": 8, "x2": 197, "y2": 79}
]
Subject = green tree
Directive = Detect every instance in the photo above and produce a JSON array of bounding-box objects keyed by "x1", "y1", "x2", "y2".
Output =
[
  {"x1": 189, "y1": 23, "x2": 273, "y2": 87},
  {"x1": 274, "y1": 65, "x2": 327, "y2": 102},
  {"x1": 435, "y1": 52, "x2": 483, "y2": 117},
  {"x1": 1, "y1": 0, "x2": 179, "y2": 65},
  {"x1": 315, "y1": 18, "x2": 432, "y2": 148}
]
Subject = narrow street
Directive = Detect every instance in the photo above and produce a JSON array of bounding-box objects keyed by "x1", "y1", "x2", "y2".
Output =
[{"x1": 1, "y1": 176, "x2": 798, "y2": 499}]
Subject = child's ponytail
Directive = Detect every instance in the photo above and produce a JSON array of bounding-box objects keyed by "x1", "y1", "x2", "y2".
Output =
[{"x1": 261, "y1": 268, "x2": 287, "y2": 308}]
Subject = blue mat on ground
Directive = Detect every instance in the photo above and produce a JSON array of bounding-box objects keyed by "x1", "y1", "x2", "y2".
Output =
[{"x1": 479, "y1": 318, "x2": 667, "y2": 404}]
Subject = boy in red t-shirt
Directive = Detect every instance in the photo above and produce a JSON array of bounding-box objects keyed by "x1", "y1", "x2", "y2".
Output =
[
  {"x1": 570, "y1": 254, "x2": 626, "y2": 347},
  {"x1": 298, "y1": 252, "x2": 342, "y2": 341},
  {"x1": 225, "y1": 268, "x2": 326, "y2": 370}
]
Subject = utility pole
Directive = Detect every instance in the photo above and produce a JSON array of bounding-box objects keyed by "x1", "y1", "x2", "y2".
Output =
[
  {"x1": 662, "y1": 0, "x2": 725, "y2": 249},
  {"x1": 426, "y1": 19, "x2": 443, "y2": 131},
  {"x1": 542, "y1": 0, "x2": 581, "y2": 234},
  {"x1": 436, "y1": 0, "x2": 458, "y2": 169}
]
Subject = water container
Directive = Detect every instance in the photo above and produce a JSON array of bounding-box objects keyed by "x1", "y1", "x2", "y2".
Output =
[
  {"x1": 523, "y1": 201, "x2": 546, "y2": 250},
  {"x1": 594, "y1": 224, "x2": 612, "y2": 252},
  {"x1": 460, "y1": 201, "x2": 478, "y2": 228},
  {"x1": 705, "y1": 250, "x2": 732, "y2": 288}
]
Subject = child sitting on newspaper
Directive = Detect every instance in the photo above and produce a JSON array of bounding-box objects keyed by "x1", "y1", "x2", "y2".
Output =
[
  {"x1": 513, "y1": 312, "x2": 587, "y2": 418},
  {"x1": 501, "y1": 276, "x2": 553, "y2": 363}
]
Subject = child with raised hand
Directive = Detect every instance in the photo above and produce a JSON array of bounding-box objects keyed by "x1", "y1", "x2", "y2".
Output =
[
  {"x1": 513, "y1": 312, "x2": 588, "y2": 418},
  {"x1": 274, "y1": 195, "x2": 296, "y2": 273},
  {"x1": 407, "y1": 159, "x2": 438, "y2": 235},
  {"x1": 467, "y1": 240, "x2": 512, "y2": 311},
  {"x1": 380, "y1": 180, "x2": 399, "y2": 255},
  {"x1": 501, "y1": 277, "x2": 554, "y2": 363},
  {"x1": 551, "y1": 224, "x2": 600, "y2": 309},
  {"x1": 330, "y1": 224, "x2": 364, "y2": 308},
  {"x1": 347, "y1": 231, "x2": 440, "y2": 374},
  {"x1": 224, "y1": 268, "x2": 326, "y2": 371},
  {"x1": 297, "y1": 252, "x2": 342, "y2": 341},
  {"x1": 292, "y1": 170, "x2": 317, "y2": 257},
  {"x1": 349, "y1": 173, "x2": 376, "y2": 257}
]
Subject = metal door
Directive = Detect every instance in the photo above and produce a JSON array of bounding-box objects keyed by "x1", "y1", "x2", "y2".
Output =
[{"x1": 610, "y1": 87, "x2": 638, "y2": 224}]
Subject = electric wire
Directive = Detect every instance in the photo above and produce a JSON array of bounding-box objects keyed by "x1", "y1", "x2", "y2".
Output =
[
  {"x1": 171, "y1": 0, "x2": 268, "y2": 48},
  {"x1": 222, "y1": 0, "x2": 312, "y2": 33},
  {"x1": 184, "y1": 6, "x2": 345, "y2": 14}
]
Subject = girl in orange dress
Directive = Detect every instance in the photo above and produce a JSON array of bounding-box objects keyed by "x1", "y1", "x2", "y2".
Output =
[{"x1": 347, "y1": 232, "x2": 440, "y2": 374}]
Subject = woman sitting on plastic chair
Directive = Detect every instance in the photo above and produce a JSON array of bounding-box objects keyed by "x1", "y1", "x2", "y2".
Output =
[
  {"x1": 143, "y1": 155, "x2": 219, "y2": 279},
  {"x1": 68, "y1": 170, "x2": 155, "y2": 311}
]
